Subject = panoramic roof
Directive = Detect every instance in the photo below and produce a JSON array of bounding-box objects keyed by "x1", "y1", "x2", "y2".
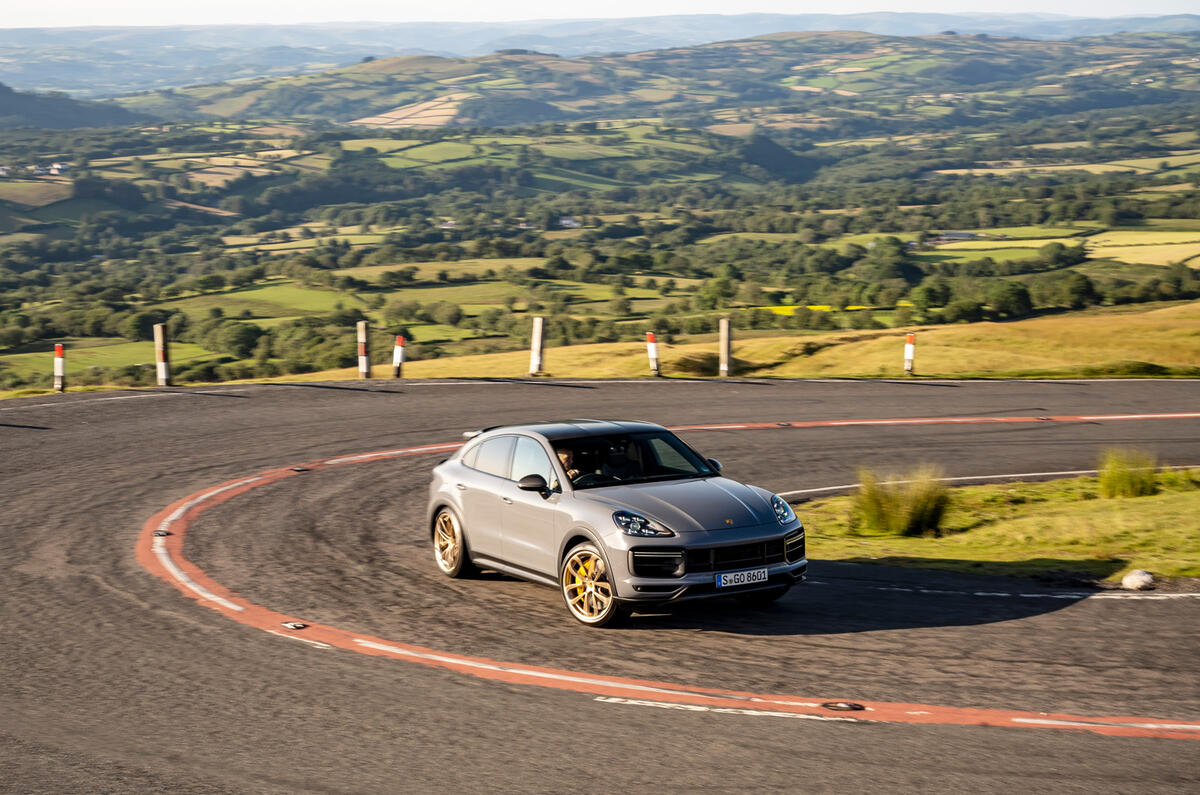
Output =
[{"x1": 475, "y1": 419, "x2": 666, "y2": 440}]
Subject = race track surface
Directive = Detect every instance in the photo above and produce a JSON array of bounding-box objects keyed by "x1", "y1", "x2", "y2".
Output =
[{"x1": 2, "y1": 378, "x2": 1199, "y2": 793}]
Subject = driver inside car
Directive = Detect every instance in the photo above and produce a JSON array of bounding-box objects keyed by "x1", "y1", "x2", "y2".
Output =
[{"x1": 556, "y1": 447, "x2": 581, "y2": 482}]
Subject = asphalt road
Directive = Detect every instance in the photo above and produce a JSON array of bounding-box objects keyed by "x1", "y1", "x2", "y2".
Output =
[{"x1": 2, "y1": 378, "x2": 1198, "y2": 793}]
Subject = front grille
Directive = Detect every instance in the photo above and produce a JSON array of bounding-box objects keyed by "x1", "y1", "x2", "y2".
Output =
[
  {"x1": 685, "y1": 538, "x2": 786, "y2": 574},
  {"x1": 630, "y1": 548, "x2": 685, "y2": 578},
  {"x1": 785, "y1": 530, "x2": 805, "y2": 563}
]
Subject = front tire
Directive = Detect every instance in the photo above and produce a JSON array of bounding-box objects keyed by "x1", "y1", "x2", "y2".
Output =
[
  {"x1": 561, "y1": 542, "x2": 627, "y2": 627},
  {"x1": 433, "y1": 508, "x2": 477, "y2": 578}
]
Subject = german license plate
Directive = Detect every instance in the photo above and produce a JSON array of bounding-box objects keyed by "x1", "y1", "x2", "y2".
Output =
[{"x1": 715, "y1": 567, "x2": 769, "y2": 588}]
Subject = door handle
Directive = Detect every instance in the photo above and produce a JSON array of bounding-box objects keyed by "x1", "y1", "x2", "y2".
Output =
[
  {"x1": 455, "y1": 483, "x2": 467, "y2": 490},
  {"x1": 501, "y1": 497, "x2": 513, "y2": 504}
]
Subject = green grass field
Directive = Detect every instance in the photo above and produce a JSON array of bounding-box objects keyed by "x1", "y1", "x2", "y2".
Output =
[
  {"x1": 0, "y1": 181, "x2": 74, "y2": 208},
  {"x1": 0, "y1": 338, "x2": 216, "y2": 377},
  {"x1": 799, "y1": 473, "x2": 1200, "y2": 581},
  {"x1": 150, "y1": 282, "x2": 358, "y2": 319}
]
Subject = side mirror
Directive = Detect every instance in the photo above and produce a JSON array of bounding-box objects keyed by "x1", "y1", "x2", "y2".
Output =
[
  {"x1": 707, "y1": 458, "x2": 722, "y2": 472},
  {"x1": 517, "y1": 474, "x2": 550, "y2": 496}
]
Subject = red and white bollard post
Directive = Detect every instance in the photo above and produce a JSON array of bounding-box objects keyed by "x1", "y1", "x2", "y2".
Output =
[
  {"x1": 904, "y1": 332, "x2": 915, "y2": 376},
  {"x1": 718, "y1": 317, "x2": 731, "y2": 377},
  {"x1": 153, "y1": 323, "x2": 171, "y2": 386},
  {"x1": 357, "y1": 320, "x2": 371, "y2": 380},
  {"x1": 53, "y1": 343, "x2": 65, "y2": 393},
  {"x1": 392, "y1": 335, "x2": 405, "y2": 379},
  {"x1": 529, "y1": 316, "x2": 545, "y2": 376},
  {"x1": 646, "y1": 331, "x2": 660, "y2": 376}
]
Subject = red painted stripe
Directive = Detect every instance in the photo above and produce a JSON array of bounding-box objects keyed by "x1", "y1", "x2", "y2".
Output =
[
  {"x1": 135, "y1": 414, "x2": 1200, "y2": 741},
  {"x1": 54, "y1": 344, "x2": 64, "y2": 357}
]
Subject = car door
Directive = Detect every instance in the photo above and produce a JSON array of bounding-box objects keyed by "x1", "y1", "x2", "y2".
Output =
[
  {"x1": 500, "y1": 435, "x2": 564, "y2": 577},
  {"x1": 457, "y1": 435, "x2": 515, "y2": 559}
]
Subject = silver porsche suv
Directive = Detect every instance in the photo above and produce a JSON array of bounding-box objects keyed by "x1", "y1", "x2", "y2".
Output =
[{"x1": 427, "y1": 419, "x2": 806, "y2": 626}]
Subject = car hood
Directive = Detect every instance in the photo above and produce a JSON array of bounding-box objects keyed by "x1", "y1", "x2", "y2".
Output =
[{"x1": 575, "y1": 477, "x2": 774, "y2": 533}]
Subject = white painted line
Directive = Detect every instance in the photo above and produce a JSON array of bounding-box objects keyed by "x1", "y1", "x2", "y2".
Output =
[
  {"x1": 593, "y1": 696, "x2": 862, "y2": 722},
  {"x1": 152, "y1": 535, "x2": 244, "y2": 612},
  {"x1": 1079, "y1": 413, "x2": 1200, "y2": 421},
  {"x1": 670, "y1": 424, "x2": 750, "y2": 431},
  {"x1": 1012, "y1": 717, "x2": 1200, "y2": 731},
  {"x1": 804, "y1": 580, "x2": 1200, "y2": 601},
  {"x1": 266, "y1": 629, "x2": 332, "y2": 649},
  {"x1": 324, "y1": 443, "x2": 461, "y2": 465},
  {"x1": 354, "y1": 639, "x2": 819, "y2": 708},
  {"x1": 0, "y1": 387, "x2": 259, "y2": 412},
  {"x1": 150, "y1": 477, "x2": 262, "y2": 612}
]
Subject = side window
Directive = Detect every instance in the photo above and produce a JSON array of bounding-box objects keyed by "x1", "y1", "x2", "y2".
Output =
[
  {"x1": 648, "y1": 437, "x2": 691, "y2": 471},
  {"x1": 473, "y1": 436, "x2": 515, "y2": 479},
  {"x1": 511, "y1": 436, "x2": 556, "y2": 487},
  {"x1": 460, "y1": 443, "x2": 480, "y2": 469}
]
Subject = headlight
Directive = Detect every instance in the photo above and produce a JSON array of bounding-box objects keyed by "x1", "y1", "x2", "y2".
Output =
[
  {"x1": 612, "y1": 511, "x2": 675, "y2": 537},
  {"x1": 771, "y1": 494, "x2": 796, "y2": 525}
]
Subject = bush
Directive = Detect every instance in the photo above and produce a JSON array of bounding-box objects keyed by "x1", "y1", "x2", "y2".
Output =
[
  {"x1": 1098, "y1": 448, "x2": 1158, "y2": 498},
  {"x1": 853, "y1": 465, "x2": 950, "y2": 537}
]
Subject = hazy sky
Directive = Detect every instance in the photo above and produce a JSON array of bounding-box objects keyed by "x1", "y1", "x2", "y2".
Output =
[{"x1": 4, "y1": 2, "x2": 1198, "y2": 28}]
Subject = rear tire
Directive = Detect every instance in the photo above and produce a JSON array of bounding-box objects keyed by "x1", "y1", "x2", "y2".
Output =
[{"x1": 433, "y1": 508, "x2": 478, "y2": 578}]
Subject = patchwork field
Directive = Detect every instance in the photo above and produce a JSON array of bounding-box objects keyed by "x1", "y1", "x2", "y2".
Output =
[{"x1": 348, "y1": 93, "x2": 474, "y2": 129}]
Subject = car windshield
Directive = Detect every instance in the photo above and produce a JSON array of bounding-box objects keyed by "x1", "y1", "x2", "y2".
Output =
[{"x1": 552, "y1": 431, "x2": 714, "y2": 489}]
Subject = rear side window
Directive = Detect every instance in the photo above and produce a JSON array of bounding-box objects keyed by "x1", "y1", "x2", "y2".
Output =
[
  {"x1": 471, "y1": 435, "x2": 515, "y2": 478},
  {"x1": 460, "y1": 443, "x2": 480, "y2": 469},
  {"x1": 511, "y1": 436, "x2": 556, "y2": 487}
]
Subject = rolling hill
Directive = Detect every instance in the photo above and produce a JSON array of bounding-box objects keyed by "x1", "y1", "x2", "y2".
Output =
[
  {"x1": 113, "y1": 31, "x2": 1200, "y2": 131},
  {"x1": 0, "y1": 82, "x2": 146, "y2": 129},
  {"x1": 3, "y1": 14, "x2": 1200, "y2": 98}
]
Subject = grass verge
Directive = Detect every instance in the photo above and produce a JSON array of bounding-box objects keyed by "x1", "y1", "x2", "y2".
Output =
[{"x1": 799, "y1": 472, "x2": 1200, "y2": 582}]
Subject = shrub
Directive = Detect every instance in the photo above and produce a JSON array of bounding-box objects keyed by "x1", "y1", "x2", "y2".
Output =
[
  {"x1": 853, "y1": 465, "x2": 950, "y2": 537},
  {"x1": 1157, "y1": 468, "x2": 1198, "y2": 492},
  {"x1": 1098, "y1": 448, "x2": 1158, "y2": 498}
]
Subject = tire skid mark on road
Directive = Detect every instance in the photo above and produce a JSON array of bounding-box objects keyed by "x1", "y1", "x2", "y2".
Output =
[{"x1": 136, "y1": 416, "x2": 1200, "y2": 742}]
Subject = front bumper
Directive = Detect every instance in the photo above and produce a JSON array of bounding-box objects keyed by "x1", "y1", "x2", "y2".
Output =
[{"x1": 615, "y1": 557, "x2": 808, "y2": 604}]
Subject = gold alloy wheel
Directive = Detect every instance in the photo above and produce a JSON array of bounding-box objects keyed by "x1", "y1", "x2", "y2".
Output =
[
  {"x1": 562, "y1": 548, "x2": 614, "y2": 623},
  {"x1": 434, "y1": 510, "x2": 462, "y2": 574}
]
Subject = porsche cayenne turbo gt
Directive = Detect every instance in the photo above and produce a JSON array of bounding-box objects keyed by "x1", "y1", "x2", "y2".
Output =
[{"x1": 427, "y1": 419, "x2": 806, "y2": 626}]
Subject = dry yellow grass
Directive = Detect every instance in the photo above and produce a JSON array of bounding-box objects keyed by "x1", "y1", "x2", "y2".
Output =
[
  {"x1": 1087, "y1": 230, "x2": 1200, "y2": 245},
  {"x1": 1090, "y1": 242, "x2": 1200, "y2": 266},
  {"x1": 936, "y1": 237, "x2": 1079, "y2": 250},
  {"x1": 235, "y1": 301, "x2": 1200, "y2": 383},
  {"x1": 349, "y1": 93, "x2": 475, "y2": 129}
]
